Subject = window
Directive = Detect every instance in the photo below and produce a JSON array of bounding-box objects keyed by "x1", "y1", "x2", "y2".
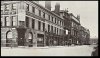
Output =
[
  {"x1": 32, "y1": 7, "x2": 35, "y2": 13},
  {"x1": 5, "y1": 4, "x2": 9, "y2": 11},
  {"x1": 57, "y1": 28, "x2": 58, "y2": 35},
  {"x1": 28, "y1": 32, "x2": 33, "y2": 43},
  {"x1": 55, "y1": 27, "x2": 56, "y2": 34},
  {"x1": 26, "y1": 17, "x2": 29, "y2": 27},
  {"x1": 60, "y1": 21, "x2": 61, "y2": 25},
  {"x1": 39, "y1": 10, "x2": 41, "y2": 16},
  {"x1": 72, "y1": 22, "x2": 74, "y2": 27},
  {"x1": 52, "y1": 17, "x2": 53, "y2": 22},
  {"x1": 51, "y1": 26, "x2": 53, "y2": 33},
  {"x1": 7, "y1": 31, "x2": 13, "y2": 39},
  {"x1": 48, "y1": 24, "x2": 50, "y2": 32},
  {"x1": 60, "y1": 29, "x2": 61, "y2": 35},
  {"x1": 55, "y1": 18, "x2": 56, "y2": 23},
  {"x1": 1, "y1": 5, "x2": 3, "y2": 14},
  {"x1": 12, "y1": 16, "x2": 16, "y2": 26},
  {"x1": 6, "y1": 31, "x2": 13, "y2": 46},
  {"x1": 43, "y1": 23, "x2": 45, "y2": 31},
  {"x1": 1, "y1": 21, "x2": 2, "y2": 26},
  {"x1": 28, "y1": 33, "x2": 33, "y2": 39},
  {"x1": 12, "y1": 3, "x2": 16, "y2": 10},
  {"x1": 5, "y1": 16, "x2": 10, "y2": 26},
  {"x1": 43, "y1": 12, "x2": 45, "y2": 18},
  {"x1": 57, "y1": 20, "x2": 59, "y2": 24},
  {"x1": 38, "y1": 21, "x2": 41, "y2": 30},
  {"x1": 48, "y1": 15, "x2": 50, "y2": 20},
  {"x1": 26, "y1": 4, "x2": 29, "y2": 11},
  {"x1": 1, "y1": 5, "x2": 3, "y2": 11},
  {"x1": 32, "y1": 19, "x2": 35, "y2": 29},
  {"x1": 1, "y1": 16, "x2": 3, "y2": 26}
]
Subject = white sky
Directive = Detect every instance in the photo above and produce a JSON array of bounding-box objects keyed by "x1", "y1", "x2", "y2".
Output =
[{"x1": 39, "y1": 1, "x2": 98, "y2": 38}]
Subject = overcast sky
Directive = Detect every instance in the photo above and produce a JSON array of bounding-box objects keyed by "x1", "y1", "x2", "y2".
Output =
[{"x1": 39, "y1": 1, "x2": 98, "y2": 38}]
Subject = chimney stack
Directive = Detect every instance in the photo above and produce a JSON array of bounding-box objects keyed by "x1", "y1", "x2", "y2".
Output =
[
  {"x1": 45, "y1": 1, "x2": 51, "y2": 10},
  {"x1": 54, "y1": 2, "x2": 60, "y2": 15}
]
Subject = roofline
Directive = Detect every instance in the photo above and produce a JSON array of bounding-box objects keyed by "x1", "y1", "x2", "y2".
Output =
[{"x1": 30, "y1": 1, "x2": 64, "y2": 20}]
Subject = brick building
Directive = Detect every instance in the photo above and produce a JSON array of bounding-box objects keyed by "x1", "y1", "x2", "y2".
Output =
[
  {"x1": 79, "y1": 26, "x2": 90, "y2": 45},
  {"x1": 1, "y1": 1, "x2": 65, "y2": 47}
]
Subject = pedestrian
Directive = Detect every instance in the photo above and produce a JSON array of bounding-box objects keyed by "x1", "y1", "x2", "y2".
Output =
[{"x1": 91, "y1": 46, "x2": 98, "y2": 56}]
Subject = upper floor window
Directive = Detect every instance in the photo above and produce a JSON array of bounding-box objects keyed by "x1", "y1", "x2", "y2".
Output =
[
  {"x1": 5, "y1": 16, "x2": 10, "y2": 26},
  {"x1": 48, "y1": 15, "x2": 50, "y2": 20},
  {"x1": 43, "y1": 23, "x2": 45, "y2": 31},
  {"x1": 1, "y1": 5, "x2": 4, "y2": 11},
  {"x1": 55, "y1": 27, "x2": 56, "y2": 33},
  {"x1": 5, "y1": 4, "x2": 9, "y2": 11},
  {"x1": 12, "y1": 3, "x2": 17, "y2": 10},
  {"x1": 1, "y1": 16, "x2": 3, "y2": 26},
  {"x1": 43, "y1": 12, "x2": 45, "y2": 18},
  {"x1": 26, "y1": 4, "x2": 29, "y2": 11},
  {"x1": 26, "y1": 17, "x2": 29, "y2": 27},
  {"x1": 32, "y1": 19, "x2": 35, "y2": 29},
  {"x1": 39, "y1": 10, "x2": 41, "y2": 16},
  {"x1": 52, "y1": 17, "x2": 53, "y2": 22},
  {"x1": 55, "y1": 18, "x2": 56, "y2": 23},
  {"x1": 32, "y1": 6, "x2": 35, "y2": 13},
  {"x1": 51, "y1": 26, "x2": 53, "y2": 33},
  {"x1": 48, "y1": 24, "x2": 50, "y2": 32},
  {"x1": 12, "y1": 16, "x2": 16, "y2": 26},
  {"x1": 38, "y1": 21, "x2": 41, "y2": 30},
  {"x1": 1, "y1": 6, "x2": 4, "y2": 14},
  {"x1": 57, "y1": 28, "x2": 58, "y2": 35},
  {"x1": 60, "y1": 21, "x2": 61, "y2": 25}
]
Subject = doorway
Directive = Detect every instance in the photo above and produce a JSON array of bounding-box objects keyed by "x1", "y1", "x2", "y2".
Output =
[{"x1": 17, "y1": 28, "x2": 26, "y2": 46}]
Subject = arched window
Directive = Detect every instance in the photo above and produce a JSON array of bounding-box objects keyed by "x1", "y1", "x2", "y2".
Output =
[
  {"x1": 7, "y1": 31, "x2": 13, "y2": 39},
  {"x1": 6, "y1": 31, "x2": 13, "y2": 46},
  {"x1": 28, "y1": 32, "x2": 32, "y2": 39},
  {"x1": 28, "y1": 32, "x2": 33, "y2": 44}
]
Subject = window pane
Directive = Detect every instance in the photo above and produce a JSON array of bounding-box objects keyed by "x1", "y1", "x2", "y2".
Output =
[
  {"x1": 26, "y1": 4, "x2": 29, "y2": 11},
  {"x1": 7, "y1": 32, "x2": 12, "y2": 38},
  {"x1": 38, "y1": 21, "x2": 41, "y2": 30},
  {"x1": 26, "y1": 17, "x2": 29, "y2": 27},
  {"x1": 12, "y1": 3, "x2": 16, "y2": 10},
  {"x1": 5, "y1": 16, "x2": 10, "y2": 26},
  {"x1": 39, "y1": 10, "x2": 41, "y2": 16},
  {"x1": 43, "y1": 23, "x2": 45, "y2": 31},
  {"x1": 32, "y1": 7, "x2": 35, "y2": 13},
  {"x1": 1, "y1": 5, "x2": 4, "y2": 10},
  {"x1": 32, "y1": 19, "x2": 35, "y2": 29},
  {"x1": 5, "y1": 4, "x2": 9, "y2": 10},
  {"x1": 28, "y1": 33, "x2": 32, "y2": 39},
  {"x1": 12, "y1": 16, "x2": 16, "y2": 26}
]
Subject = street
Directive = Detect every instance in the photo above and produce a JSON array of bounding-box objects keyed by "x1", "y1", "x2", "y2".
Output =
[{"x1": 1, "y1": 45, "x2": 96, "y2": 56}]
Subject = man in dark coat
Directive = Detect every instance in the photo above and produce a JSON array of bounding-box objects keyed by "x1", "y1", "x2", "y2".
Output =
[{"x1": 91, "y1": 46, "x2": 98, "y2": 56}]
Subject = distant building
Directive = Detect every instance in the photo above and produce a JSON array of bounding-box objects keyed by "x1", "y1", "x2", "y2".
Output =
[
  {"x1": 89, "y1": 38, "x2": 98, "y2": 45},
  {"x1": 79, "y1": 26, "x2": 90, "y2": 45}
]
